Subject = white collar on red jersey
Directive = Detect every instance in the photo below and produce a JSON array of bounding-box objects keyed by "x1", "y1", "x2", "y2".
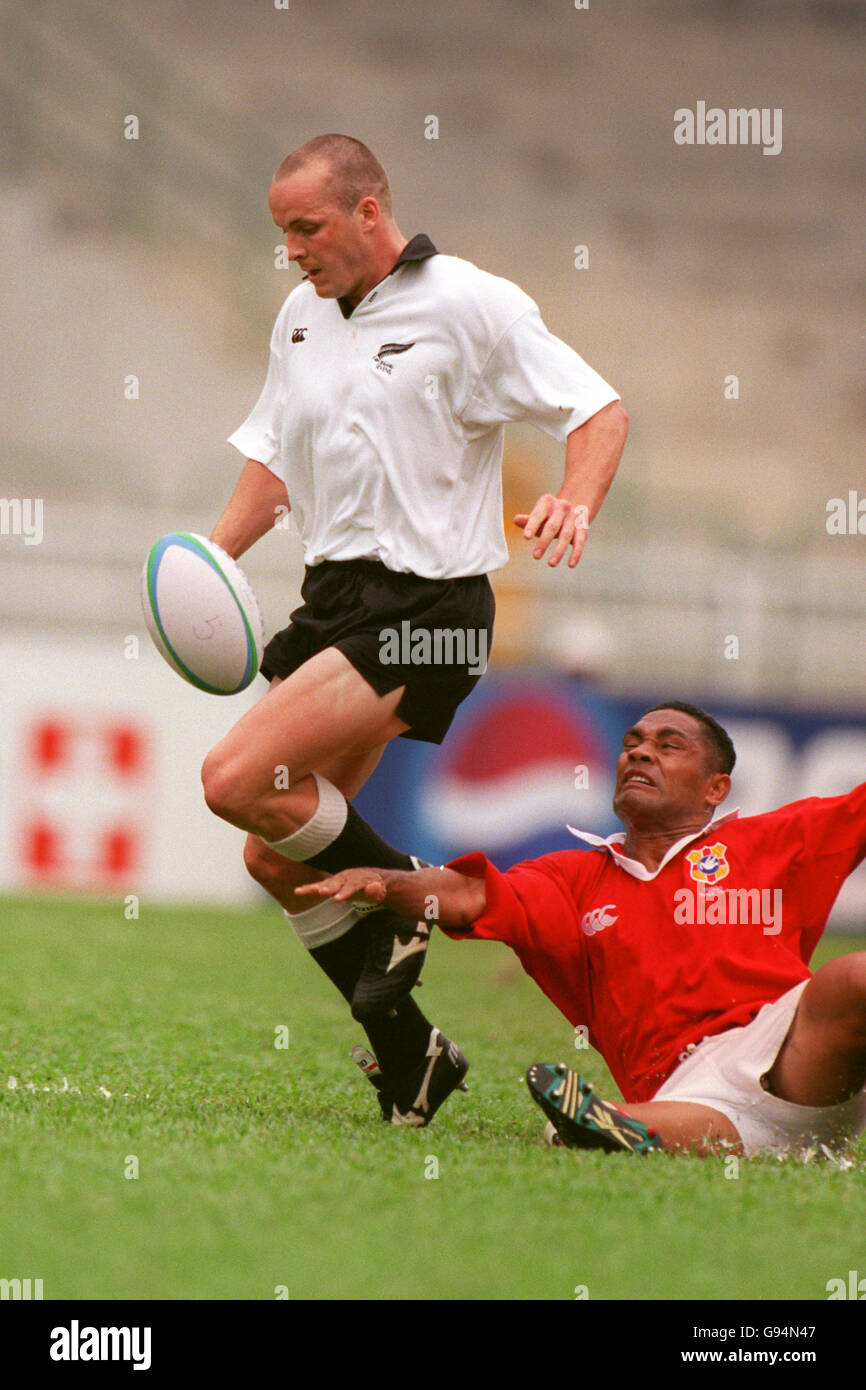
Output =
[{"x1": 566, "y1": 808, "x2": 741, "y2": 882}]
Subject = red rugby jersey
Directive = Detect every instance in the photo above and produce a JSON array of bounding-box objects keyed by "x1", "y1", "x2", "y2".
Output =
[{"x1": 443, "y1": 786, "x2": 866, "y2": 1102}]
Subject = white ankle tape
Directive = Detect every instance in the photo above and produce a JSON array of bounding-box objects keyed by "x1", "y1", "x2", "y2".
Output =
[
  {"x1": 284, "y1": 897, "x2": 359, "y2": 950},
  {"x1": 264, "y1": 773, "x2": 348, "y2": 862}
]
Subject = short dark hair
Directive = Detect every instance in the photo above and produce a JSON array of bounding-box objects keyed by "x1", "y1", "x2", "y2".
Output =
[
  {"x1": 639, "y1": 701, "x2": 736, "y2": 776},
  {"x1": 273, "y1": 134, "x2": 392, "y2": 216}
]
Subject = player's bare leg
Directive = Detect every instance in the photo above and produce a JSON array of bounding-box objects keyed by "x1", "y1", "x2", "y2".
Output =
[
  {"x1": 207, "y1": 660, "x2": 466, "y2": 1125},
  {"x1": 762, "y1": 953, "x2": 866, "y2": 1106},
  {"x1": 241, "y1": 734, "x2": 388, "y2": 915},
  {"x1": 531, "y1": 960, "x2": 866, "y2": 1157},
  {"x1": 606, "y1": 955, "x2": 866, "y2": 1152},
  {"x1": 597, "y1": 955, "x2": 866, "y2": 1154},
  {"x1": 200, "y1": 646, "x2": 411, "y2": 841},
  {"x1": 615, "y1": 1100, "x2": 742, "y2": 1155},
  {"x1": 212, "y1": 672, "x2": 389, "y2": 911},
  {"x1": 202, "y1": 646, "x2": 438, "y2": 1018},
  {"x1": 527, "y1": 1064, "x2": 742, "y2": 1155}
]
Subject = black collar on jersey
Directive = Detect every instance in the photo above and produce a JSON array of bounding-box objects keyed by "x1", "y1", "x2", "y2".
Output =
[
  {"x1": 390, "y1": 232, "x2": 438, "y2": 270},
  {"x1": 337, "y1": 233, "x2": 438, "y2": 318}
]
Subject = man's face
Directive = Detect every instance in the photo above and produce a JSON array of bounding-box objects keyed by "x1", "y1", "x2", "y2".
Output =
[
  {"x1": 612, "y1": 709, "x2": 729, "y2": 829},
  {"x1": 269, "y1": 164, "x2": 374, "y2": 304}
]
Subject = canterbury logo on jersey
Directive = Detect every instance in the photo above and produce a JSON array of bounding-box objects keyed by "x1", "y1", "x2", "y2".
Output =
[
  {"x1": 581, "y1": 904, "x2": 618, "y2": 936},
  {"x1": 373, "y1": 341, "x2": 415, "y2": 374},
  {"x1": 291, "y1": 327, "x2": 308, "y2": 343}
]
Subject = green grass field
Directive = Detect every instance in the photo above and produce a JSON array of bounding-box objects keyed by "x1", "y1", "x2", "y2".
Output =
[{"x1": 1, "y1": 892, "x2": 864, "y2": 1302}]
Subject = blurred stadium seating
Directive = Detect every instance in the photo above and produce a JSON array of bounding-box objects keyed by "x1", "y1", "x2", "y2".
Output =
[{"x1": 1, "y1": 0, "x2": 864, "y2": 702}]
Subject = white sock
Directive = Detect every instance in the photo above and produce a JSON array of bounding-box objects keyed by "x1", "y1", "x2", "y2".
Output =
[
  {"x1": 284, "y1": 896, "x2": 359, "y2": 950},
  {"x1": 264, "y1": 773, "x2": 347, "y2": 862}
]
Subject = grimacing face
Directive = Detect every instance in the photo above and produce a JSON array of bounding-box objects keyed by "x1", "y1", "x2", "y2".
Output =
[
  {"x1": 612, "y1": 708, "x2": 730, "y2": 828},
  {"x1": 269, "y1": 163, "x2": 379, "y2": 306}
]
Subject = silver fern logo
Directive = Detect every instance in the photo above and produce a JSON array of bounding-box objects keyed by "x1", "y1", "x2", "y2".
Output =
[{"x1": 372, "y1": 341, "x2": 415, "y2": 374}]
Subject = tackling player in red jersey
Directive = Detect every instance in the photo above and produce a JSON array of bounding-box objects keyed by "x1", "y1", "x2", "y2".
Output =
[{"x1": 299, "y1": 702, "x2": 866, "y2": 1158}]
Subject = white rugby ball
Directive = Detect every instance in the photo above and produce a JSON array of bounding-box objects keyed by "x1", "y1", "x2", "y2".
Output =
[{"x1": 140, "y1": 533, "x2": 265, "y2": 694}]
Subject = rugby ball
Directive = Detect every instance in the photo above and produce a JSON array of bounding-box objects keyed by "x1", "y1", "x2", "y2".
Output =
[{"x1": 141, "y1": 533, "x2": 265, "y2": 694}]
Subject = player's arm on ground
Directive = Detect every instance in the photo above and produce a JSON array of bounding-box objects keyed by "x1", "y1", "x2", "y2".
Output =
[
  {"x1": 295, "y1": 865, "x2": 486, "y2": 931},
  {"x1": 210, "y1": 459, "x2": 290, "y2": 560},
  {"x1": 515, "y1": 399, "x2": 628, "y2": 568}
]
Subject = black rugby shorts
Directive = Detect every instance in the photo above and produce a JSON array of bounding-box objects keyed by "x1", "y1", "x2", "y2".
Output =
[{"x1": 260, "y1": 558, "x2": 495, "y2": 744}]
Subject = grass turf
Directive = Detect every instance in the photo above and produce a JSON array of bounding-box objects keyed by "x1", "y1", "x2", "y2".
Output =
[{"x1": 1, "y1": 892, "x2": 864, "y2": 1301}]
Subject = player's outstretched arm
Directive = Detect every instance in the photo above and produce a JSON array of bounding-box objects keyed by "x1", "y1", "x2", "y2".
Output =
[
  {"x1": 210, "y1": 458, "x2": 290, "y2": 560},
  {"x1": 296, "y1": 865, "x2": 486, "y2": 931},
  {"x1": 514, "y1": 399, "x2": 628, "y2": 568}
]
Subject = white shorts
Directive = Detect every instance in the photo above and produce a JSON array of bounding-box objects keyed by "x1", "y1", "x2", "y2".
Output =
[{"x1": 653, "y1": 981, "x2": 866, "y2": 1158}]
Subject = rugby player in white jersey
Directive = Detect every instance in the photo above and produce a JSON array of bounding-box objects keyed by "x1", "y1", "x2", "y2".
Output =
[{"x1": 201, "y1": 134, "x2": 628, "y2": 1126}]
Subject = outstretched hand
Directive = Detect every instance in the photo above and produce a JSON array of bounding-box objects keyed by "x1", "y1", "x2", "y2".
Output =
[
  {"x1": 514, "y1": 496, "x2": 590, "y2": 568},
  {"x1": 295, "y1": 868, "x2": 388, "y2": 910}
]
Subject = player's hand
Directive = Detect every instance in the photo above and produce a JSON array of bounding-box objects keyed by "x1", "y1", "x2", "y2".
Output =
[
  {"x1": 295, "y1": 868, "x2": 388, "y2": 910},
  {"x1": 514, "y1": 496, "x2": 590, "y2": 568}
]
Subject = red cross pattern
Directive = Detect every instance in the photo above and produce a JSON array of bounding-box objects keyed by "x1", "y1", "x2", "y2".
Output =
[{"x1": 14, "y1": 713, "x2": 153, "y2": 890}]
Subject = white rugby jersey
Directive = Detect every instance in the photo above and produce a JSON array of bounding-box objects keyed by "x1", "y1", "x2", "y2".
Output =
[{"x1": 228, "y1": 236, "x2": 620, "y2": 578}]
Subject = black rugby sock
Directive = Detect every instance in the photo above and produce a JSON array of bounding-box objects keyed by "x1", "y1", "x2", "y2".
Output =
[
  {"x1": 363, "y1": 995, "x2": 434, "y2": 1084},
  {"x1": 306, "y1": 803, "x2": 415, "y2": 875},
  {"x1": 309, "y1": 922, "x2": 368, "y2": 1004},
  {"x1": 303, "y1": 804, "x2": 433, "y2": 1089},
  {"x1": 310, "y1": 928, "x2": 432, "y2": 1084}
]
